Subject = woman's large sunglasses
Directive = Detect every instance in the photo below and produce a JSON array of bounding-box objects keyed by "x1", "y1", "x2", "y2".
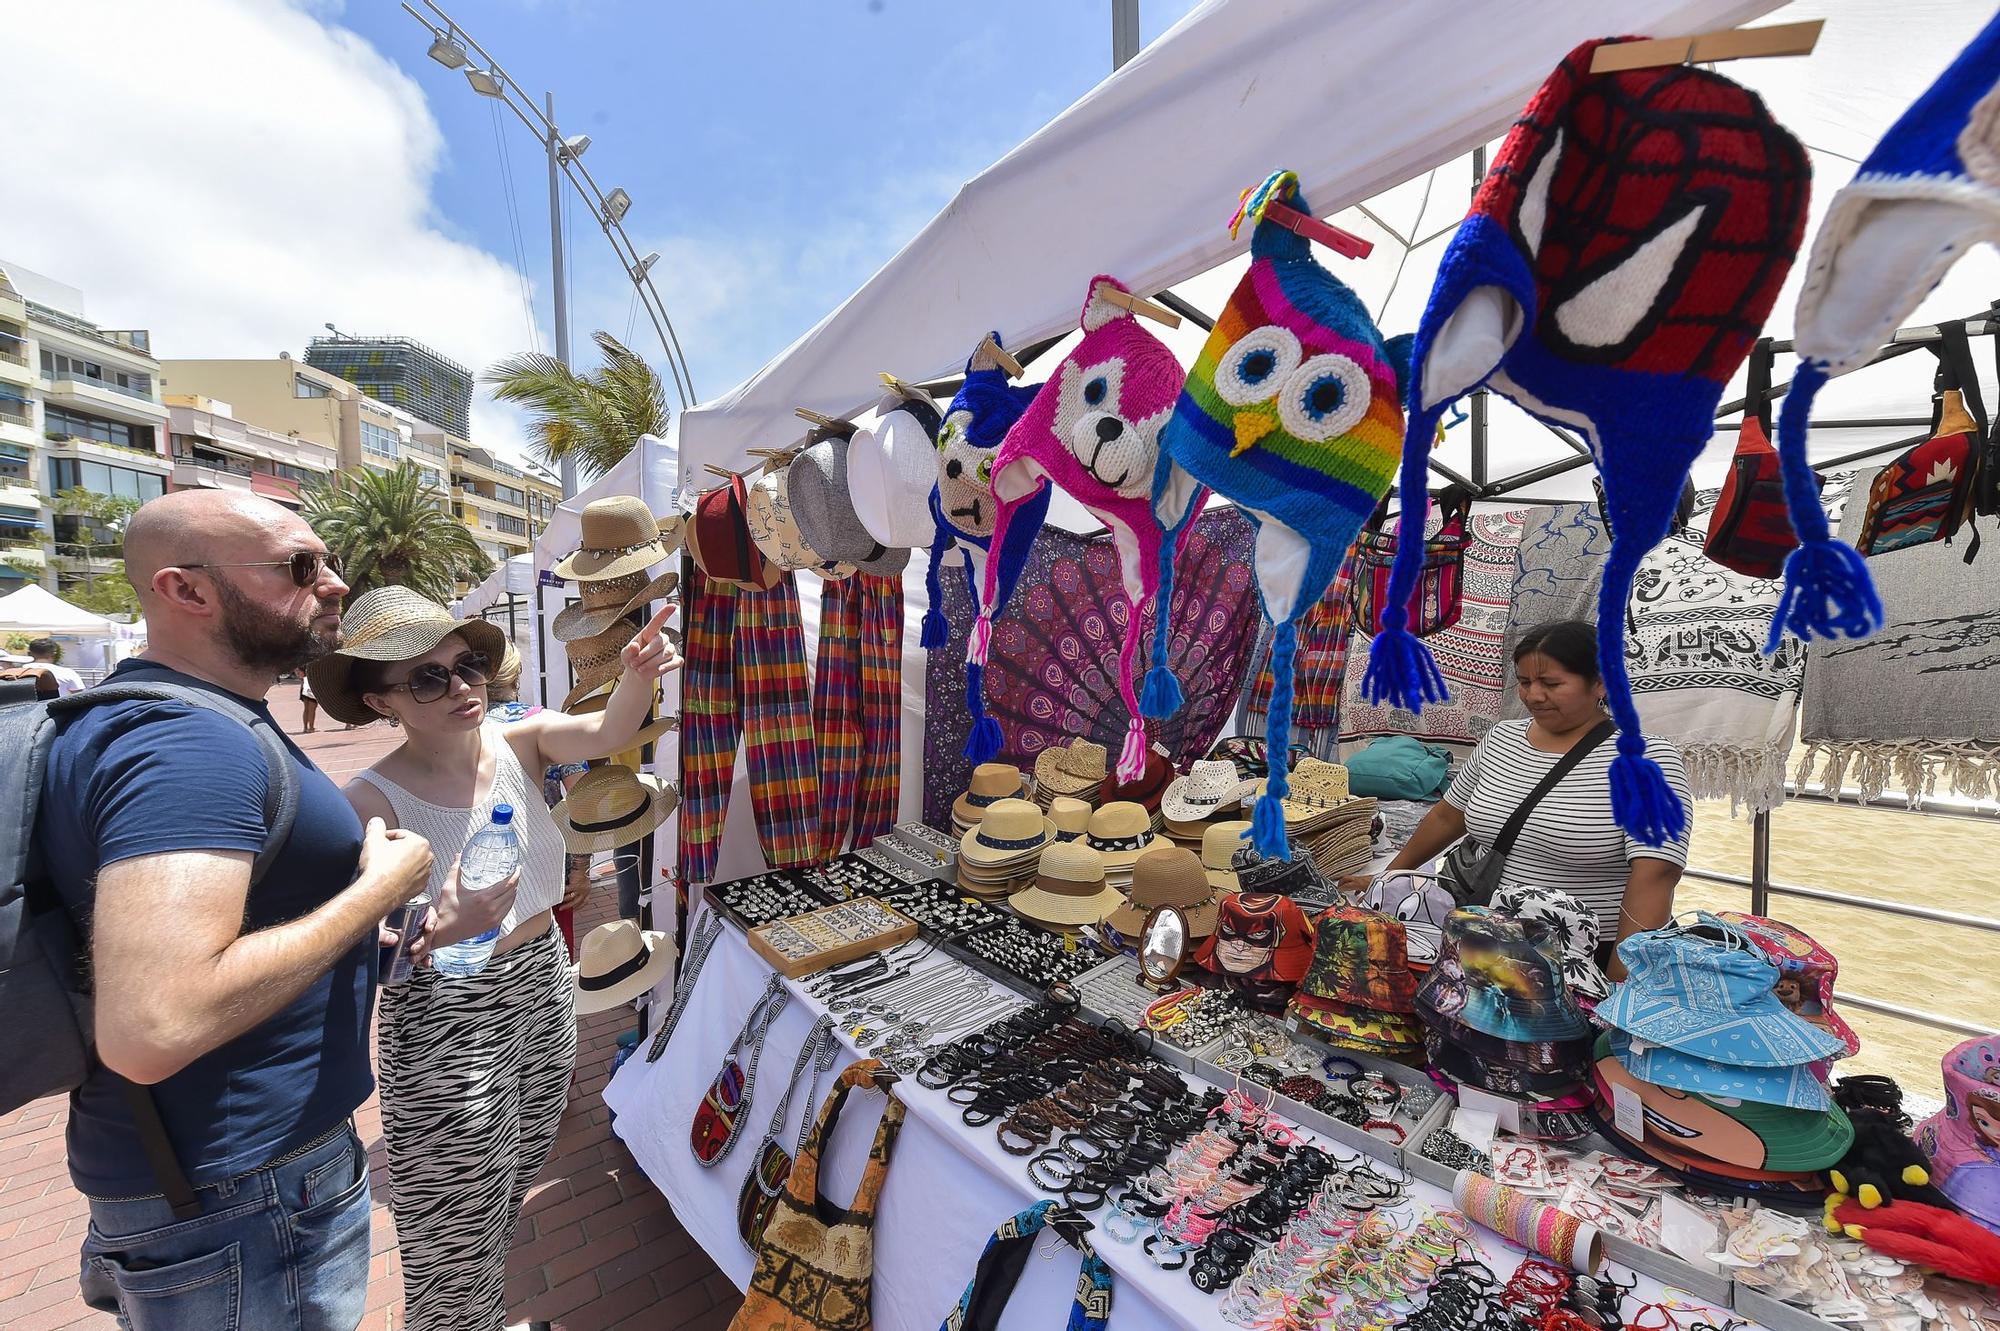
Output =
[
  {"x1": 181, "y1": 550, "x2": 344, "y2": 588},
  {"x1": 384, "y1": 652, "x2": 492, "y2": 704}
]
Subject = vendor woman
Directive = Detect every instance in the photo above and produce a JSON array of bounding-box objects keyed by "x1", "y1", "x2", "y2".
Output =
[{"x1": 1357, "y1": 619, "x2": 1689, "y2": 974}]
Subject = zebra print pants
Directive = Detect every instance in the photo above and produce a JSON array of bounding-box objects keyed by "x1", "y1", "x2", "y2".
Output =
[{"x1": 379, "y1": 924, "x2": 578, "y2": 1330}]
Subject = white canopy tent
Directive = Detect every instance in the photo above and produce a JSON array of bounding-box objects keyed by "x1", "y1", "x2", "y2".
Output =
[
  {"x1": 456, "y1": 552, "x2": 535, "y2": 621},
  {"x1": 0, "y1": 584, "x2": 123, "y2": 636}
]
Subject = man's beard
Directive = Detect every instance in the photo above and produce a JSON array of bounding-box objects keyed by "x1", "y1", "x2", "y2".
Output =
[{"x1": 210, "y1": 573, "x2": 341, "y2": 676}]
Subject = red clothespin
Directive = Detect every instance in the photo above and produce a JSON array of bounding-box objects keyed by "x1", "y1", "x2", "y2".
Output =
[{"x1": 1260, "y1": 201, "x2": 1373, "y2": 261}]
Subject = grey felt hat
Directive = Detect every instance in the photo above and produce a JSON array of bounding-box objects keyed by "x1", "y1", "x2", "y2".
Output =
[{"x1": 786, "y1": 436, "x2": 911, "y2": 576}]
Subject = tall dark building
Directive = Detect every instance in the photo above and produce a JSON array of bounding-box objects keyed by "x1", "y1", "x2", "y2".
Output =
[{"x1": 304, "y1": 334, "x2": 472, "y2": 438}]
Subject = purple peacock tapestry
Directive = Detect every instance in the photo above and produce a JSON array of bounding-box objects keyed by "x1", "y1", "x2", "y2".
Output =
[{"x1": 923, "y1": 506, "x2": 1261, "y2": 827}]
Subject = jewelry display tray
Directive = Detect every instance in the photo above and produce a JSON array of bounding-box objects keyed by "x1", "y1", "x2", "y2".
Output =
[{"x1": 746, "y1": 897, "x2": 920, "y2": 978}]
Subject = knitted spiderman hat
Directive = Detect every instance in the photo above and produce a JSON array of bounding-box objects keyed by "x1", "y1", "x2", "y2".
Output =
[
  {"x1": 1365, "y1": 43, "x2": 1810, "y2": 848},
  {"x1": 1149, "y1": 172, "x2": 1410, "y2": 859},
  {"x1": 973, "y1": 279, "x2": 1192, "y2": 783},
  {"x1": 920, "y1": 335, "x2": 1044, "y2": 653},
  {"x1": 1776, "y1": 12, "x2": 2000, "y2": 637}
]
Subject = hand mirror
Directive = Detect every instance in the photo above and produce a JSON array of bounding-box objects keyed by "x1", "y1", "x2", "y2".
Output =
[{"x1": 1139, "y1": 905, "x2": 1189, "y2": 990}]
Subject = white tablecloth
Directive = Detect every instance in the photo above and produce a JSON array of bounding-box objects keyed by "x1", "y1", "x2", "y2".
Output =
[{"x1": 605, "y1": 908, "x2": 1739, "y2": 1331}]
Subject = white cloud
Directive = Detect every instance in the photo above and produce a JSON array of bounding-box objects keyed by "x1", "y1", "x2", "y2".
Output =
[{"x1": 8, "y1": 0, "x2": 545, "y2": 459}]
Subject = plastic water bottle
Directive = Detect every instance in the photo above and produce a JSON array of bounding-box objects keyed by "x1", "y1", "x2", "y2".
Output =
[{"x1": 432, "y1": 804, "x2": 520, "y2": 978}]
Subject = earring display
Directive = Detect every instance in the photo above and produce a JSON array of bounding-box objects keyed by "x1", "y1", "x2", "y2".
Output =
[{"x1": 747, "y1": 897, "x2": 919, "y2": 978}]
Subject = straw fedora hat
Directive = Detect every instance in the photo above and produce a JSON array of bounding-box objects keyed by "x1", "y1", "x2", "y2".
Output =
[
  {"x1": 1201, "y1": 820, "x2": 1251, "y2": 892},
  {"x1": 306, "y1": 586, "x2": 508, "y2": 726},
  {"x1": 1011, "y1": 840, "x2": 1122, "y2": 931},
  {"x1": 562, "y1": 618, "x2": 639, "y2": 710},
  {"x1": 1033, "y1": 740, "x2": 1109, "y2": 799},
  {"x1": 958, "y1": 797, "x2": 1057, "y2": 868},
  {"x1": 572, "y1": 919, "x2": 676, "y2": 1014},
  {"x1": 1160, "y1": 759, "x2": 1245, "y2": 825},
  {"x1": 562, "y1": 681, "x2": 681, "y2": 751},
  {"x1": 1049, "y1": 796, "x2": 1092, "y2": 841},
  {"x1": 746, "y1": 468, "x2": 854, "y2": 578},
  {"x1": 952, "y1": 763, "x2": 1031, "y2": 829},
  {"x1": 553, "y1": 495, "x2": 676, "y2": 582},
  {"x1": 552, "y1": 763, "x2": 679, "y2": 853},
  {"x1": 1084, "y1": 801, "x2": 1159, "y2": 869},
  {"x1": 1107, "y1": 844, "x2": 1221, "y2": 939},
  {"x1": 552, "y1": 568, "x2": 680, "y2": 642}
]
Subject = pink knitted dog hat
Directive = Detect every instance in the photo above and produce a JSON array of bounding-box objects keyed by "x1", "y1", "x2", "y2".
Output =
[{"x1": 971, "y1": 277, "x2": 1195, "y2": 782}]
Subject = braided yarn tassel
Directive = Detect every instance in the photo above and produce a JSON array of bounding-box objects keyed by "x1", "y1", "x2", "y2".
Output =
[
  {"x1": 1597, "y1": 538, "x2": 1686, "y2": 847},
  {"x1": 1140, "y1": 538, "x2": 1184, "y2": 719},
  {"x1": 963, "y1": 659, "x2": 1003, "y2": 765},
  {"x1": 1249, "y1": 618, "x2": 1298, "y2": 860},
  {"x1": 920, "y1": 528, "x2": 951, "y2": 650},
  {"x1": 1768, "y1": 362, "x2": 1883, "y2": 652},
  {"x1": 1362, "y1": 410, "x2": 1450, "y2": 712}
]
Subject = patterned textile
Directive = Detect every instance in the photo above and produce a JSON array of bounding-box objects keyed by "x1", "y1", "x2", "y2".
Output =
[
  {"x1": 1499, "y1": 504, "x2": 1610, "y2": 724},
  {"x1": 1344, "y1": 508, "x2": 1527, "y2": 745},
  {"x1": 922, "y1": 507, "x2": 1260, "y2": 828},
  {"x1": 813, "y1": 574, "x2": 905, "y2": 858},
  {"x1": 938, "y1": 1200, "x2": 1112, "y2": 1331},
  {"x1": 1245, "y1": 543, "x2": 1361, "y2": 734},
  {"x1": 732, "y1": 1061, "x2": 905, "y2": 1331},
  {"x1": 677, "y1": 570, "x2": 820, "y2": 881},
  {"x1": 1801, "y1": 466, "x2": 2000, "y2": 804}
]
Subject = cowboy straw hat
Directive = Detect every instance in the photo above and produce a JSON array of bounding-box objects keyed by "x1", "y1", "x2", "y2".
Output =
[
  {"x1": 1160, "y1": 759, "x2": 1246, "y2": 825},
  {"x1": 746, "y1": 467, "x2": 853, "y2": 578},
  {"x1": 788, "y1": 436, "x2": 911, "y2": 576},
  {"x1": 958, "y1": 797, "x2": 1058, "y2": 868},
  {"x1": 552, "y1": 763, "x2": 680, "y2": 854},
  {"x1": 562, "y1": 618, "x2": 640, "y2": 711},
  {"x1": 847, "y1": 391, "x2": 944, "y2": 550},
  {"x1": 553, "y1": 495, "x2": 677, "y2": 582},
  {"x1": 306, "y1": 586, "x2": 508, "y2": 726},
  {"x1": 1010, "y1": 839, "x2": 1122, "y2": 930},
  {"x1": 551, "y1": 568, "x2": 680, "y2": 642},
  {"x1": 572, "y1": 919, "x2": 677, "y2": 1014},
  {"x1": 1033, "y1": 740, "x2": 1109, "y2": 800}
]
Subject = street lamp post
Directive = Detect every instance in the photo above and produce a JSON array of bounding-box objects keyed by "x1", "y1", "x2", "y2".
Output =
[{"x1": 398, "y1": 2, "x2": 697, "y2": 497}]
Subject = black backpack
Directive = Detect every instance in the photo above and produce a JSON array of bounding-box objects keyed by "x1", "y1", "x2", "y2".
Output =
[{"x1": 0, "y1": 679, "x2": 300, "y2": 1216}]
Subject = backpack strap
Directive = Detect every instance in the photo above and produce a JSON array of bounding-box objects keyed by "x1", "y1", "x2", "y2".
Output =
[
  {"x1": 48, "y1": 678, "x2": 303, "y2": 1219},
  {"x1": 1936, "y1": 320, "x2": 1988, "y2": 564},
  {"x1": 1744, "y1": 337, "x2": 1775, "y2": 435}
]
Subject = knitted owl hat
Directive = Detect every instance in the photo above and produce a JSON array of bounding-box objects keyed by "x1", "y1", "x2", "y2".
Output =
[
  {"x1": 973, "y1": 279, "x2": 1191, "y2": 782},
  {"x1": 1364, "y1": 43, "x2": 1810, "y2": 848},
  {"x1": 1149, "y1": 172, "x2": 1410, "y2": 859},
  {"x1": 1774, "y1": 12, "x2": 2000, "y2": 637}
]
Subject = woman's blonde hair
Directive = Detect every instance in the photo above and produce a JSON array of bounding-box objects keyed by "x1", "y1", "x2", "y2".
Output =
[{"x1": 489, "y1": 643, "x2": 524, "y2": 702}]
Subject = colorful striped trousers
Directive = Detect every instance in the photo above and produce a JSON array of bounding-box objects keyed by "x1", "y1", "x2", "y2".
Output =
[{"x1": 812, "y1": 573, "x2": 904, "y2": 859}]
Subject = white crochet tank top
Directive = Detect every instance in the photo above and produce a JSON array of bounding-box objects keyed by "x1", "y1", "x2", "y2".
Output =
[{"x1": 350, "y1": 722, "x2": 566, "y2": 932}]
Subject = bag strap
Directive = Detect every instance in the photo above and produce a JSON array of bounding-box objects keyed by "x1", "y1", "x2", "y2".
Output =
[
  {"x1": 47, "y1": 675, "x2": 303, "y2": 1219},
  {"x1": 1936, "y1": 320, "x2": 1989, "y2": 563},
  {"x1": 1744, "y1": 337, "x2": 1775, "y2": 435},
  {"x1": 1490, "y1": 720, "x2": 1615, "y2": 861}
]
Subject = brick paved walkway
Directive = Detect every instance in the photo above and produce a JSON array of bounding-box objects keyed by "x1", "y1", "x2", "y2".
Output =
[{"x1": 0, "y1": 681, "x2": 736, "y2": 1330}]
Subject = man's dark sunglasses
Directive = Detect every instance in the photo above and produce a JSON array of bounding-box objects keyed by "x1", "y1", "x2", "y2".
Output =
[
  {"x1": 386, "y1": 652, "x2": 492, "y2": 704},
  {"x1": 181, "y1": 551, "x2": 344, "y2": 588}
]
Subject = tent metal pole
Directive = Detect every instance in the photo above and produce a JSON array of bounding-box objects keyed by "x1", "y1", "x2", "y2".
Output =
[
  {"x1": 1484, "y1": 452, "x2": 1594, "y2": 495},
  {"x1": 1468, "y1": 146, "x2": 1488, "y2": 490},
  {"x1": 534, "y1": 581, "x2": 549, "y2": 709},
  {"x1": 1111, "y1": 0, "x2": 1139, "y2": 69},
  {"x1": 1749, "y1": 810, "x2": 1771, "y2": 915},
  {"x1": 1153, "y1": 291, "x2": 1216, "y2": 332}
]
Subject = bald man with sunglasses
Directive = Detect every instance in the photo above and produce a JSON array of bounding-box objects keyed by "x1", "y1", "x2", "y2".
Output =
[{"x1": 35, "y1": 490, "x2": 505, "y2": 1331}]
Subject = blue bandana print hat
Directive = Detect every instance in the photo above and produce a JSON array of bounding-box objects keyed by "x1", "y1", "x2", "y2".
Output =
[
  {"x1": 1608, "y1": 1030, "x2": 1833, "y2": 1112},
  {"x1": 1596, "y1": 914, "x2": 1848, "y2": 1071}
]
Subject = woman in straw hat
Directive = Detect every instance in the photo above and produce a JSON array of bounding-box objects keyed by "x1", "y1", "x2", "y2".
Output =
[{"x1": 307, "y1": 585, "x2": 681, "y2": 1330}]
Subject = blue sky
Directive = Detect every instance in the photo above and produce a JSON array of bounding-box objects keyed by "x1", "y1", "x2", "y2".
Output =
[{"x1": 342, "y1": 0, "x2": 1200, "y2": 408}]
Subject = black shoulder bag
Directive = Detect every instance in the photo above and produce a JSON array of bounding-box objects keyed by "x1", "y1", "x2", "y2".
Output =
[{"x1": 1438, "y1": 720, "x2": 1614, "y2": 907}]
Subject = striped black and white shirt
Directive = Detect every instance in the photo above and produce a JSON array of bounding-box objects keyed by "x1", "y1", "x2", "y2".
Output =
[{"x1": 1444, "y1": 719, "x2": 1691, "y2": 932}]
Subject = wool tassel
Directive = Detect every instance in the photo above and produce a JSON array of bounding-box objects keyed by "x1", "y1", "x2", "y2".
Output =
[
  {"x1": 1117, "y1": 717, "x2": 1148, "y2": 784},
  {"x1": 920, "y1": 530, "x2": 951, "y2": 649},
  {"x1": 1362, "y1": 416, "x2": 1450, "y2": 712},
  {"x1": 962, "y1": 661, "x2": 1003, "y2": 765},
  {"x1": 1768, "y1": 361, "x2": 1884, "y2": 651},
  {"x1": 1595, "y1": 538, "x2": 1686, "y2": 847},
  {"x1": 967, "y1": 615, "x2": 992, "y2": 667},
  {"x1": 1250, "y1": 619, "x2": 1299, "y2": 860},
  {"x1": 1361, "y1": 617, "x2": 1449, "y2": 712},
  {"x1": 1140, "y1": 540, "x2": 1184, "y2": 718},
  {"x1": 1609, "y1": 738, "x2": 1687, "y2": 848}
]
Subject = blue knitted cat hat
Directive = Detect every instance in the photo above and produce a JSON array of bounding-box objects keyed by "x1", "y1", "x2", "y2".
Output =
[
  {"x1": 919, "y1": 335, "x2": 1046, "y2": 760},
  {"x1": 1363, "y1": 43, "x2": 1810, "y2": 848},
  {"x1": 1148, "y1": 172, "x2": 1409, "y2": 859}
]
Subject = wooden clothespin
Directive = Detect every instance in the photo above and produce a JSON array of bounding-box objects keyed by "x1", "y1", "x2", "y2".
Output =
[
  {"x1": 702, "y1": 463, "x2": 737, "y2": 481},
  {"x1": 1258, "y1": 201, "x2": 1374, "y2": 261},
  {"x1": 975, "y1": 334, "x2": 1024, "y2": 380},
  {"x1": 1589, "y1": 19, "x2": 1822, "y2": 74},
  {"x1": 1092, "y1": 281, "x2": 1182, "y2": 329},
  {"x1": 877, "y1": 372, "x2": 935, "y2": 406},
  {"x1": 794, "y1": 407, "x2": 851, "y2": 432},
  {"x1": 745, "y1": 446, "x2": 798, "y2": 475}
]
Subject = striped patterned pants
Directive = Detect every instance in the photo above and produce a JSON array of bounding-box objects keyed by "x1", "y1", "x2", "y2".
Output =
[
  {"x1": 813, "y1": 573, "x2": 904, "y2": 858},
  {"x1": 678, "y1": 570, "x2": 820, "y2": 880},
  {"x1": 378, "y1": 926, "x2": 576, "y2": 1331}
]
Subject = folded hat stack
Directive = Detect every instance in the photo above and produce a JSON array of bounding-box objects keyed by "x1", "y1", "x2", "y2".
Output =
[
  {"x1": 1242, "y1": 759, "x2": 1376, "y2": 879},
  {"x1": 952, "y1": 762, "x2": 1033, "y2": 838},
  {"x1": 1416, "y1": 907, "x2": 1597, "y2": 1109},
  {"x1": 1032, "y1": 741, "x2": 1107, "y2": 813},
  {"x1": 1591, "y1": 914, "x2": 1853, "y2": 1198},
  {"x1": 1100, "y1": 749, "x2": 1174, "y2": 833},
  {"x1": 956, "y1": 797, "x2": 1058, "y2": 900},
  {"x1": 1289, "y1": 904, "x2": 1425, "y2": 1063},
  {"x1": 1010, "y1": 840, "x2": 1122, "y2": 934},
  {"x1": 1158, "y1": 759, "x2": 1248, "y2": 846},
  {"x1": 1082, "y1": 800, "x2": 1161, "y2": 897}
]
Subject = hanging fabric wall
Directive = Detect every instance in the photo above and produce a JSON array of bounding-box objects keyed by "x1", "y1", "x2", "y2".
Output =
[
  {"x1": 922, "y1": 506, "x2": 1260, "y2": 829},
  {"x1": 1342, "y1": 507, "x2": 1528, "y2": 746},
  {"x1": 1238, "y1": 545, "x2": 1362, "y2": 750},
  {"x1": 1499, "y1": 504, "x2": 1610, "y2": 725},
  {"x1": 811, "y1": 571, "x2": 904, "y2": 859}
]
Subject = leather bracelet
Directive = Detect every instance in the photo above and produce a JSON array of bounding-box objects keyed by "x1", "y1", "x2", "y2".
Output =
[{"x1": 1027, "y1": 1150, "x2": 1074, "y2": 1194}]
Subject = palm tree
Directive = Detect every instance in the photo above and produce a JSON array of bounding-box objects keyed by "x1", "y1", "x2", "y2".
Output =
[
  {"x1": 302, "y1": 463, "x2": 492, "y2": 603},
  {"x1": 484, "y1": 330, "x2": 670, "y2": 477}
]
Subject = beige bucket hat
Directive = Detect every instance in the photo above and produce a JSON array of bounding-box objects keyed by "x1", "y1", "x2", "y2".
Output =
[{"x1": 306, "y1": 585, "x2": 508, "y2": 726}]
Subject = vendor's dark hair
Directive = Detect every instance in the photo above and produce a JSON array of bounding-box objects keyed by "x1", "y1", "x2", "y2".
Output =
[{"x1": 1511, "y1": 620, "x2": 1600, "y2": 683}]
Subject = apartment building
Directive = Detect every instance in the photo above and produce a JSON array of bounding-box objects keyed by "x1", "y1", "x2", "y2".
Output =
[
  {"x1": 165, "y1": 396, "x2": 338, "y2": 508},
  {"x1": 305, "y1": 334, "x2": 473, "y2": 439},
  {"x1": 444, "y1": 433, "x2": 561, "y2": 569},
  {"x1": 0, "y1": 260, "x2": 169, "y2": 593}
]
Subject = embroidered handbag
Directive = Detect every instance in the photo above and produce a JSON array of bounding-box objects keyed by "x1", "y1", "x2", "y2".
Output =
[
  {"x1": 692, "y1": 975, "x2": 789, "y2": 1167},
  {"x1": 1857, "y1": 321, "x2": 1987, "y2": 561},
  {"x1": 730, "y1": 1060, "x2": 906, "y2": 1331},
  {"x1": 1707, "y1": 337, "x2": 1821, "y2": 578},
  {"x1": 736, "y1": 1016, "x2": 837, "y2": 1250},
  {"x1": 1350, "y1": 485, "x2": 1471, "y2": 638}
]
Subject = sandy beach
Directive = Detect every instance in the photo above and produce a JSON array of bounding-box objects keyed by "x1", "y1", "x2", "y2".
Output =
[{"x1": 1680, "y1": 792, "x2": 1997, "y2": 1104}]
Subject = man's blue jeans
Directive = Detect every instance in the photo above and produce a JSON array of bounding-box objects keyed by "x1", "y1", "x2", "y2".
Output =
[{"x1": 78, "y1": 1122, "x2": 373, "y2": 1331}]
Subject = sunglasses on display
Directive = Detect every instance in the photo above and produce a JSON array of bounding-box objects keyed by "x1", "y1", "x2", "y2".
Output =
[
  {"x1": 385, "y1": 653, "x2": 493, "y2": 704},
  {"x1": 181, "y1": 551, "x2": 345, "y2": 588}
]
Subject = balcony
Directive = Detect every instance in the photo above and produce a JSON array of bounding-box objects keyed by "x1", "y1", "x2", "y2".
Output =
[
  {"x1": 0, "y1": 399, "x2": 31, "y2": 429},
  {"x1": 0, "y1": 344, "x2": 31, "y2": 390},
  {"x1": 45, "y1": 434, "x2": 173, "y2": 472},
  {"x1": 172, "y1": 457, "x2": 256, "y2": 493},
  {"x1": 43, "y1": 377, "x2": 167, "y2": 427}
]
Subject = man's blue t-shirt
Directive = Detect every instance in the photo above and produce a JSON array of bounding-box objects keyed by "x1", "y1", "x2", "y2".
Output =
[{"x1": 40, "y1": 659, "x2": 374, "y2": 1195}]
